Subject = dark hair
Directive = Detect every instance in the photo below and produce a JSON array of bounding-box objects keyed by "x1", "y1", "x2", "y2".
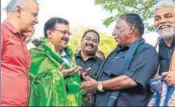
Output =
[
  {"x1": 82, "y1": 29, "x2": 100, "y2": 42},
  {"x1": 119, "y1": 13, "x2": 144, "y2": 37},
  {"x1": 44, "y1": 17, "x2": 69, "y2": 38}
]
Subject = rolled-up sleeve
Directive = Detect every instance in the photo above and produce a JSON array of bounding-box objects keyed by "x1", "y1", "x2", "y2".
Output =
[{"x1": 124, "y1": 48, "x2": 159, "y2": 89}]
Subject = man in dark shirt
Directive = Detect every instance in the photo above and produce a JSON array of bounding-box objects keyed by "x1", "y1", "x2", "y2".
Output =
[
  {"x1": 80, "y1": 13, "x2": 159, "y2": 106},
  {"x1": 153, "y1": 0, "x2": 175, "y2": 88},
  {"x1": 153, "y1": 0, "x2": 175, "y2": 82},
  {"x1": 75, "y1": 29, "x2": 103, "y2": 79}
]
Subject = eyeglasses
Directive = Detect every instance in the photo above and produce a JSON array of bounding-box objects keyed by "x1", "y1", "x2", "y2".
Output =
[{"x1": 53, "y1": 29, "x2": 71, "y2": 36}]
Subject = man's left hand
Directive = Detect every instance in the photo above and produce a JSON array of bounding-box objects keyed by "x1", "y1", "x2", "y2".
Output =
[
  {"x1": 162, "y1": 71, "x2": 175, "y2": 87},
  {"x1": 80, "y1": 76, "x2": 98, "y2": 93}
]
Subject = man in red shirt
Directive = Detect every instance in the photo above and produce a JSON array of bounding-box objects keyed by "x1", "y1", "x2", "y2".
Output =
[{"x1": 1, "y1": 0, "x2": 39, "y2": 106}]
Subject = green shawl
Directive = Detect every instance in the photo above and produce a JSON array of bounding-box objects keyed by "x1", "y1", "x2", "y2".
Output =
[{"x1": 28, "y1": 39, "x2": 84, "y2": 106}]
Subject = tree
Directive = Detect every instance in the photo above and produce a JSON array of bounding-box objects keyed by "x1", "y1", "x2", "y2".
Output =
[{"x1": 95, "y1": 0, "x2": 175, "y2": 30}]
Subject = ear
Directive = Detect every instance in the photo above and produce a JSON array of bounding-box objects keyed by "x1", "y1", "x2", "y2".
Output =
[
  {"x1": 47, "y1": 30, "x2": 52, "y2": 38},
  {"x1": 129, "y1": 25, "x2": 135, "y2": 34},
  {"x1": 15, "y1": 6, "x2": 22, "y2": 18}
]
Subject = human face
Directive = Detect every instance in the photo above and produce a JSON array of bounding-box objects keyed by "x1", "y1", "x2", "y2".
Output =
[
  {"x1": 19, "y1": 0, "x2": 39, "y2": 33},
  {"x1": 154, "y1": 6, "x2": 175, "y2": 39},
  {"x1": 81, "y1": 32, "x2": 99, "y2": 55},
  {"x1": 112, "y1": 19, "x2": 132, "y2": 46},
  {"x1": 49, "y1": 23, "x2": 70, "y2": 49}
]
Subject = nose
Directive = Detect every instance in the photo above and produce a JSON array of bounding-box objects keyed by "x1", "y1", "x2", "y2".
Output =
[
  {"x1": 158, "y1": 17, "x2": 167, "y2": 26},
  {"x1": 112, "y1": 28, "x2": 116, "y2": 36},
  {"x1": 64, "y1": 33, "x2": 70, "y2": 39},
  {"x1": 35, "y1": 17, "x2": 39, "y2": 24}
]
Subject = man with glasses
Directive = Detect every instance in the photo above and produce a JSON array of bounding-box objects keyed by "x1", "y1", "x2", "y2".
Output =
[
  {"x1": 28, "y1": 17, "x2": 83, "y2": 106},
  {"x1": 1, "y1": 0, "x2": 39, "y2": 106},
  {"x1": 80, "y1": 13, "x2": 159, "y2": 106}
]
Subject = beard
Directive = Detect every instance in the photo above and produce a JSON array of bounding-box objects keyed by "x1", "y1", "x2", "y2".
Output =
[{"x1": 157, "y1": 24, "x2": 175, "y2": 39}]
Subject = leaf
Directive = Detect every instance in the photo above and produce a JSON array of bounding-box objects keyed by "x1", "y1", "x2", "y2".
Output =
[{"x1": 103, "y1": 16, "x2": 114, "y2": 27}]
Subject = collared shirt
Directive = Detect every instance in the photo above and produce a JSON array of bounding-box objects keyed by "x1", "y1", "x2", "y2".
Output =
[
  {"x1": 61, "y1": 49, "x2": 71, "y2": 65},
  {"x1": 75, "y1": 51, "x2": 103, "y2": 79},
  {"x1": 1, "y1": 21, "x2": 31, "y2": 106},
  {"x1": 94, "y1": 38, "x2": 159, "y2": 106},
  {"x1": 159, "y1": 37, "x2": 175, "y2": 74}
]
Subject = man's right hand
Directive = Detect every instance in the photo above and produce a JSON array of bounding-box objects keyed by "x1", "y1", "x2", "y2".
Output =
[{"x1": 60, "y1": 63, "x2": 82, "y2": 77}]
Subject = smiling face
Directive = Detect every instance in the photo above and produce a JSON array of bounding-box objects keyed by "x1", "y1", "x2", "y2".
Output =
[
  {"x1": 19, "y1": 0, "x2": 39, "y2": 33},
  {"x1": 81, "y1": 32, "x2": 99, "y2": 55},
  {"x1": 48, "y1": 23, "x2": 70, "y2": 50},
  {"x1": 154, "y1": 6, "x2": 175, "y2": 39},
  {"x1": 112, "y1": 19, "x2": 132, "y2": 46}
]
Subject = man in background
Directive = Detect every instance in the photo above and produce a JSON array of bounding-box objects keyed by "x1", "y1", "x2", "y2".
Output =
[
  {"x1": 153, "y1": 0, "x2": 175, "y2": 86},
  {"x1": 75, "y1": 29, "x2": 104, "y2": 79}
]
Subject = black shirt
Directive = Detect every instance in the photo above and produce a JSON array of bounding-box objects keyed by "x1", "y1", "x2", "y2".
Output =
[
  {"x1": 159, "y1": 37, "x2": 175, "y2": 74},
  {"x1": 75, "y1": 51, "x2": 103, "y2": 79},
  {"x1": 94, "y1": 38, "x2": 159, "y2": 106}
]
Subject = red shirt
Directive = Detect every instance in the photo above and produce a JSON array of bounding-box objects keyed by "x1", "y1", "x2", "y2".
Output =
[{"x1": 1, "y1": 21, "x2": 31, "y2": 106}]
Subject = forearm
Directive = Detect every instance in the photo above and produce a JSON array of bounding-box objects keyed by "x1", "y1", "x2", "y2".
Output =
[{"x1": 102, "y1": 75, "x2": 137, "y2": 90}]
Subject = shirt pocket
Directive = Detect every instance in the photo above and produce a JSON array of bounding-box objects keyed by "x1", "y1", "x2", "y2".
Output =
[{"x1": 104, "y1": 57, "x2": 125, "y2": 77}]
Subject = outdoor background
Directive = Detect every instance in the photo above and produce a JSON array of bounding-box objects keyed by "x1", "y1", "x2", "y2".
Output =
[{"x1": 2, "y1": 0, "x2": 171, "y2": 56}]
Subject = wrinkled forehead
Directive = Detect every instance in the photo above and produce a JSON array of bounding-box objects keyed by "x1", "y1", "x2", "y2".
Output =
[
  {"x1": 24, "y1": 0, "x2": 39, "y2": 11},
  {"x1": 154, "y1": 6, "x2": 175, "y2": 16}
]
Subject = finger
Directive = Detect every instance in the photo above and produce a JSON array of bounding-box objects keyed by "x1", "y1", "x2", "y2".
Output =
[
  {"x1": 86, "y1": 76, "x2": 93, "y2": 81},
  {"x1": 167, "y1": 81, "x2": 173, "y2": 86},
  {"x1": 69, "y1": 67, "x2": 82, "y2": 75},
  {"x1": 64, "y1": 66, "x2": 78, "y2": 73},
  {"x1": 164, "y1": 76, "x2": 169, "y2": 81},
  {"x1": 80, "y1": 82, "x2": 88, "y2": 89},
  {"x1": 162, "y1": 72, "x2": 168, "y2": 77},
  {"x1": 82, "y1": 73, "x2": 89, "y2": 81},
  {"x1": 85, "y1": 67, "x2": 92, "y2": 74}
]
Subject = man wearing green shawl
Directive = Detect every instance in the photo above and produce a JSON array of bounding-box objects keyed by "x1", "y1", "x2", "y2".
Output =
[{"x1": 28, "y1": 17, "x2": 84, "y2": 106}]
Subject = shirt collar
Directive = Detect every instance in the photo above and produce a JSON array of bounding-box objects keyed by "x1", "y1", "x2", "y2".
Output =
[
  {"x1": 3, "y1": 20, "x2": 19, "y2": 34},
  {"x1": 75, "y1": 51, "x2": 97, "y2": 60},
  {"x1": 61, "y1": 49, "x2": 68, "y2": 57},
  {"x1": 159, "y1": 37, "x2": 175, "y2": 47}
]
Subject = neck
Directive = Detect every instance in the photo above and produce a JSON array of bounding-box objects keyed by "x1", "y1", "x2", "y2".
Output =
[
  {"x1": 81, "y1": 51, "x2": 90, "y2": 61},
  {"x1": 128, "y1": 36, "x2": 139, "y2": 46},
  {"x1": 55, "y1": 46, "x2": 61, "y2": 55},
  {"x1": 163, "y1": 37, "x2": 174, "y2": 47},
  {"x1": 6, "y1": 14, "x2": 20, "y2": 32}
]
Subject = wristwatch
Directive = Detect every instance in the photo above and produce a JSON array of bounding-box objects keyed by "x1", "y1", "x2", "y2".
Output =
[{"x1": 97, "y1": 81, "x2": 104, "y2": 92}]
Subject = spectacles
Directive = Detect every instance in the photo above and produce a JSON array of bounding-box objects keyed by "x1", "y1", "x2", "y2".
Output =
[{"x1": 53, "y1": 29, "x2": 71, "y2": 36}]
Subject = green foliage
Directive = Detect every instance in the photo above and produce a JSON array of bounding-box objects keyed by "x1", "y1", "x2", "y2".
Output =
[
  {"x1": 68, "y1": 27, "x2": 116, "y2": 57},
  {"x1": 95, "y1": 0, "x2": 160, "y2": 27}
]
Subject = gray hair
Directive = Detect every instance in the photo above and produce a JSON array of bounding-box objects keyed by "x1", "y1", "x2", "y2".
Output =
[
  {"x1": 6, "y1": 0, "x2": 25, "y2": 12},
  {"x1": 6, "y1": 0, "x2": 39, "y2": 12},
  {"x1": 153, "y1": 0, "x2": 175, "y2": 12}
]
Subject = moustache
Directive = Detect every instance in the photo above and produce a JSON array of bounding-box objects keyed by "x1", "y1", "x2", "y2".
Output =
[
  {"x1": 157, "y1": 23, "x2": 175, "y2": 30},
  {"x1": 62, "y1": 36, "x2": 69, "y2": 42},
  {"x1": 85, "y1": 43, "x2": 94, "y2": 48}
]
